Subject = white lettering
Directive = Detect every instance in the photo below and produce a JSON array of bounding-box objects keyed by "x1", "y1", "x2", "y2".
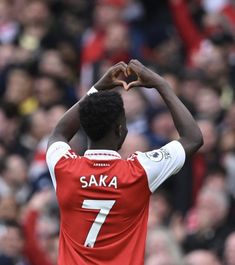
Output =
[
  {"x1": 79, "y1": 175, "x2": 118, "y2": 189},
  {"x1": 93, "y1": 163, "x2": 110, "y2": 167},
  {"x1": 99, "y1": 175, "x2": 108, "y2": 186},
  {"x1": 80, "y1": 176, "x2": 88, "y2": 188},
  {"x1": 108, "y1": 176, "x2": 117, "y2": 189},
  {"x1": 89, "y1": 175, "x2": 98, "y2": 187},
  {"x1": 63, "y1": 150, "x2": 78, "y2": 159}
]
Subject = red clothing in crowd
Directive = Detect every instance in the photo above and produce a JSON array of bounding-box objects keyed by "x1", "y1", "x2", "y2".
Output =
[{"x1": 24, "y1": 210, "x2": 54, "y2": 265}]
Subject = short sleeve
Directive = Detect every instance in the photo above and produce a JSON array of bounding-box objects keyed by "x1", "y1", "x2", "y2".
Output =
[
  {"x1": 46, "y1": 141, "x2": 71, "y2": 189},
  {"x1": 136, "y1": 140, "x2": 186, "y2": 193}
]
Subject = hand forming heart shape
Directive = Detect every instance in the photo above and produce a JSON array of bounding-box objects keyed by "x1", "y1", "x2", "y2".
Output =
[
  {"x1": 94, "y1": 60, "x2": 145, "y2": 92},
  {"x1": 112, "y1": 66, "x2": 141, "y2": 91}
]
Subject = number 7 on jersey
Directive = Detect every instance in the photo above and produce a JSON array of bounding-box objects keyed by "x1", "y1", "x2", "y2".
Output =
[{"x1": 82, "y1": 200, "x2": 115, "y2": 247}]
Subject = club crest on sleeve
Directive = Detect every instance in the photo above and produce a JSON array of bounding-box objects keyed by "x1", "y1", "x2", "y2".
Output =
[
  {"x1": 145, "y1": 150, "x2": 163, "y2": 162},
  {"x1": 160, "y1": 148, "x2": 171, "y2": 159}
]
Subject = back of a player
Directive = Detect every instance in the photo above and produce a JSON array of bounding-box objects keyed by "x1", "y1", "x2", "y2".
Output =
[
  {"x1": 46, "y1": 60, "x2": 203, "y2": 265},
  {"x1": 47, "y1": 140, "x2": 185, "y2": 265},
  {"x1": 54, "y1": 149, "x2": 151, "y2": 265}
]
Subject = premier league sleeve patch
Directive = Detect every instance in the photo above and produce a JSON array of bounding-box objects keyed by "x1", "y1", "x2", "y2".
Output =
[
  {"x1": 145, "y1": 148, "x2": 171, "y2": 162},
  {"x1": 136, "y1": 141, "x2": 185, "y2": 193},
  {"x1": 145, "y1": 150, "x2": 163, "y2": 162}
]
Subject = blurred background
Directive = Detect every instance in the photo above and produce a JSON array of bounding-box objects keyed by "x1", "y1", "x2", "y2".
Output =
[{"x1": 1, "y1": 0, "x2": 235, "y2": 264}]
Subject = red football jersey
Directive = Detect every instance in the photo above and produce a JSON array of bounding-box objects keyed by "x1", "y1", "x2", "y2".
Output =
[{"x1": 46, "y1": 140, "x2": 185, "y2": 265}]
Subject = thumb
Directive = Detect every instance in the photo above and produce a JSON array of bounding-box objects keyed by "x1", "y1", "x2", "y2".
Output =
[
  {"x1": 114, "y1": 79, "x2": 128, "y2": 90},
  {"x1": 126, "y1": 79, "x2": 142, "y2": 91}
]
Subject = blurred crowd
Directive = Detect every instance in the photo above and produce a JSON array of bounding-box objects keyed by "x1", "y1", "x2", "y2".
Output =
[{"x1": 1, "y1": 0, "x2": 235, "y2": 264}]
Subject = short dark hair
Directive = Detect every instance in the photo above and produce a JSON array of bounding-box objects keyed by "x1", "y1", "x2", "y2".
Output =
[{"x1": 79, "y1": 91, "x2": 125, "y2": 141}]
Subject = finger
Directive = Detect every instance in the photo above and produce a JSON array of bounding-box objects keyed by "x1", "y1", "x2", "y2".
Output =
[
  {"x1": 128, "y1": 62, "x2": 142, "y2": 75},
  {"x1": 129, "y1": 59, "x2": 142, "y2": 65},
  {"x1": 113, "y1": 61, "x2": 128, "y2": 71},
  {"x1": 115, "y1": 61, "x2": 128, "y2": 67},
  {"x1": 126, "y1": 66, "x2": 132, "y2": 76},
  {"x1": 113, "y1": 61, "x2": 129, "y2": 77},
  {"x1": 114, "y1": 80, "x2": 128, "y2": 90},
  {"x1": 126, "y1": 66, "x2": 140, "y2": 78},
  {"x1": 129, "y1": 59, "x2": 143, "y2": 69},
  {"x1": 112, "y1": 64, "x2": 128, "y2": 77},
  {"x1": 126, "y1": 80, "x2": 142, "y2": 90}
]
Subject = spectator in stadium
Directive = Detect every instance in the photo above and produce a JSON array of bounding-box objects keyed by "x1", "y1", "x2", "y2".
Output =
[
  {"x1": 14, "y1": 109, "x2": 49, "y2": 161},
  {"x1": 146, "y1": 227, "x2": 184, "y2": 265},
  {"x1": 34, "y1": 74, "x2": 65, "y2": 109},
  {"x1": 46, "y1": 60, "x2": 202, "y2": 264},
  {"x1": 0, "y1": 195, "x2": 18, "y2": 222},
  {"x1": 190, "y1": 119, "x2": 220, "y2": 203},
  {"x1": 148, "y1": 189, "x2": 173, "y2": 228},
  {"x1": 201, "y1": 165, "x2": 235, "y2": 227},
  {"x1": 0, "y1": 154, "x2": 30, "y2": 204},
  {"x1": 194, "y1": 87, "x2": 224, "y2": 123},
  {"x1": 28, "y1": 105, "x2": 67, "y2": 187},
  {"x1": 23, "y1": 190, "x2": 59, "y2": 265},
  {"x1": 183, "y1": 187, "x2": 233, "y2": 257},
  {"x1": 168, "y1": 0, "x2": 234, "y2": 65},
  {"x1": 79, "y1": 21, "x2": 132, "y2": 95},
  {"x1": 38, "y1": 50, "x2": 71, "y2": 81},
  {"x1": 177, "y1": 69, "x2": 205, "y2": 116},
  {"x1": 223, "y1": 232, "x2": 235, "y2": 265},
  {"x1": 169, "y1": 0, "x2": 235, "y2": 110},
  {"x1": 0, "y1": 220, "x2": 27, "y2": 265},
  {"x1": 0, "y1": 102, "x2": 20, "y2": 149},
  {"x1": 18, "y1": 0, "x2": 52, "y2": 53},
  {"x1": 203, "y1": 165, "x2": 228, "y2": 193},
  {"x1": 4, "y1": 66, "x2": 37, "y2": 115},
  {"x1": 81, "y1": 0, "x2": 126, "y2": 65},
  {"x1": 184, "y1": 249, "x2": 222, "y2": 265},
  {"x1": 0, "y1": 0, "x2": 19, "y2": 45},
  {"x1": 145, "y1": 253, "x2": 177, "y2": 265},
  {"x1": 120, "y1": 87, "x2": 149, "y2": 134},
  {"x1": 0, "y1": 44, "x2": 17, "y2": 73},
  {"x1": 144, "y1": 27, "x2": 183, "y2": 74},
  {"x1": 119, "y1": 132, "x2": 149, "y2": 159},
  {"x1": 221, "y1": 102, "x2": 235, "y2": 198},
  {"x1": 147, "y1": 108, "x2": 176, "y2": 149}
]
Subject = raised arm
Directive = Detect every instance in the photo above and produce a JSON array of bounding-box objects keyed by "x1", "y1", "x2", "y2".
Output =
[
  {"x1": 47, "y1": 62, "x2": 128, "y2": 148},
  {"x1": 169, "y1": 0, "x2": 204, "y2": 55},
  {"x1": 126, "y1": 60, "x2": 203, "y2": 156}
]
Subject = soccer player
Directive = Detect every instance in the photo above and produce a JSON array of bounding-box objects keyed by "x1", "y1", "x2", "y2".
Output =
[{"x1": 46, "y1": 60, "x2": 203, "y2": 265}]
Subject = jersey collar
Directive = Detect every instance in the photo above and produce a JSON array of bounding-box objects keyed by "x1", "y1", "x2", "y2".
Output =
[{"x1": 84, "y1": 150, "x2": 121, "y2": 160}]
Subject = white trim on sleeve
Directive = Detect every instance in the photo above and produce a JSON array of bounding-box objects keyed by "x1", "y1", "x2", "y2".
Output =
[
  {"x1": 46, "y1": 141, "x2": 71, "y2": 190},
  {"x1": 136, "y1": 140, "x2": 186, "y2": 193},
  {"x1": 87, "y1": 86, "x2": 98, "y2": 95}
]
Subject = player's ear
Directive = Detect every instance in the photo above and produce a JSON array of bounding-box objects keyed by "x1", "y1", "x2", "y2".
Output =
[
  {"x1": 114, "y1": 123, "x2": 122, "y2": 137},
  {"x1": 118, "y1": 125, "x2": 123, "y2": 137}
]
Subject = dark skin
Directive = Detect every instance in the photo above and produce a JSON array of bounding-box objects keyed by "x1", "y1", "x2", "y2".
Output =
[
  {"x1": 126, "y1": 60, "x2": 203, "y2": 155},
  {"x1": 47, "y1": 61, "x2": 129, "y2": 150},
  {"x1": 47, "y1": 60, "x2": 203, "y2": 156}
]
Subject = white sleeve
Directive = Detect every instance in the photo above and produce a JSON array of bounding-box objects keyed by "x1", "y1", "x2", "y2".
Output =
[
  {"x1": 46, "y1": 141, "x2": 71, "y2": 190},
  {"x1": 136, "y1": 140, "x2": 186, "y2": 193}
]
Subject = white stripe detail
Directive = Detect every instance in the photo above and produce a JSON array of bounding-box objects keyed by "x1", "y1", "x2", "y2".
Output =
[
  {"x1": 84, "y1": 149, "x2": 121, "y2": 160},
  {"x1": 46, "y1": 141, "x2": 71, "y2": 190}
]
